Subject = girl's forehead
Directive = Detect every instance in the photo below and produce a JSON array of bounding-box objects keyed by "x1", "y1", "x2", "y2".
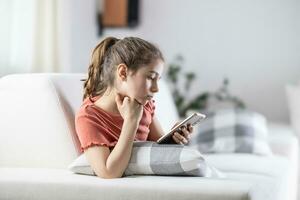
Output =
[{"x1": 140, "y1": 60, "x2": 164, "y2": 74}]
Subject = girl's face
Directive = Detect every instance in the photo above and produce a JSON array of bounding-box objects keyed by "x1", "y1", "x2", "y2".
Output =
[{"x1": 118, "y1": 59, "x2": 164, "y2": 105}]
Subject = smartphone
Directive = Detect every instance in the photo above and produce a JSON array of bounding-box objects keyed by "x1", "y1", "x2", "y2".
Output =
[{"x1": 156, "y1": 112, "x2": 206, "y2": 144}]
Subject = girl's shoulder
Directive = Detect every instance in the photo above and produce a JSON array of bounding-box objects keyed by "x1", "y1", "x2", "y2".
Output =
[
  {"x1": 76, "y1": 96, "x2": 123, "y2": 121},
  {"x1": 76, "y1": 96, "x2": 101, "y2": 118}
]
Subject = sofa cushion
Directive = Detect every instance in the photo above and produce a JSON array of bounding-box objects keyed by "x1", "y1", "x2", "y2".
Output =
[
  {"x1": 190, "y1": 109, "x2": 272, "y2": 155},
  {"x1": 68, "y1": 141, "x2": 224, "y2": 177},
  {"x1": 0, "y1": 74, "x2": 82, "y2": 168},
  {"x1": 0, "y1": 168, "x2": 251, "y2": 200}
]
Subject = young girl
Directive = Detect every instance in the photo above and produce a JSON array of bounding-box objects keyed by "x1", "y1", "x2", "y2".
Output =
[{"x1": 75, "y1": 37, "x2": 194, "y2": 179}]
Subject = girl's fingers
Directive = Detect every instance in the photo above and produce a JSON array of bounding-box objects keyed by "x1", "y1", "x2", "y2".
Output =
[
  {"x1": 187, "y1": 124, "x2": 194, "y2": 133},
  {"x1": 123, "y1": 96, "x2": 130, "y2": 104},
  {"x1": 172, "y1": 134, "x2": 183, "y2": 145},
  {"x1": 173, "y1": 132, "x2": 188, "y2": 144},
  {"x1": 171, "y1": 123, "x2": 194, "y2": 145},
  {"x1": 180, "y1": 126, "x2": 190, "y2": 140}
]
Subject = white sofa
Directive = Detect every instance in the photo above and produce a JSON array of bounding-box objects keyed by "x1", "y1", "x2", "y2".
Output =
[{"x1": 0, "y1": 73, "x2": 298, "y2": 200}]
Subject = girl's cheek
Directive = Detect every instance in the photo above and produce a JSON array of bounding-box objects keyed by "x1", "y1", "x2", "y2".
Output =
[{"x1": 147, "y1": 80, "x2": 153, "y2": 88}]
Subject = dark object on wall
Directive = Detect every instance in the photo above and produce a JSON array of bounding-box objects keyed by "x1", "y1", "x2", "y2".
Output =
[
  {"x1": 96, "y1": 13, "x2": 103, "y2": 36},
  {"x1": 97, "y1": 0, "x2": 139, "y2": 35},
  {"x1": 127, "y1": 0, "x2": 139, "y2": 27}
]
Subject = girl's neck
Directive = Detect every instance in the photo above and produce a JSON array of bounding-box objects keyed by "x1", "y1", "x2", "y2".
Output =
[{"x1": 94, "y1": 88, "x2": 120, "y2": 115}]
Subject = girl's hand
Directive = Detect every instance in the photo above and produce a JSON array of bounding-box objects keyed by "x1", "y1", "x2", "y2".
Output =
[
  {"x1": 172, "y1": 123, "x2": 194, "y2": 145},
  {"x1": 115, "y1": 93, "x2": 143, "y2": 123}
]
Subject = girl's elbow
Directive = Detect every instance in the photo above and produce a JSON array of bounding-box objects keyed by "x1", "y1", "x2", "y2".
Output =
[
  {"x1": 97, "y1": 174, "x2": 122, "y2": 179},
  {"x1": 94, "y1": 170, "x2": 123, "y2": 179}
]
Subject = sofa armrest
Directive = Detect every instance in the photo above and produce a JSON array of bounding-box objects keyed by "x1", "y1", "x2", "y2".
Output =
[{"x1": 267, "y1": 123, "x2": 299, "y2": 161}]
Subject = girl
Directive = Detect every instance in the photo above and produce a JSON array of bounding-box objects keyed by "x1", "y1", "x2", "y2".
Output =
[{"x1": 75, "y1": 37, "x2": 194, "y2": 179}]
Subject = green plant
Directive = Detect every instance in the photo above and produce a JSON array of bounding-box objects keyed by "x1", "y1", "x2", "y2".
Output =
[
  {"x1": 166, "y1": 55, "x2": 246, "y2": 117},
  {"x1": 213, "y1": 78, "x2": 246, "y2": 109}
]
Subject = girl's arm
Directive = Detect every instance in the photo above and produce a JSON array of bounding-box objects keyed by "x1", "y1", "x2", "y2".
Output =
[
  {"x1": 84, "y1": 95, "x2": 143, "y2": 179},
  {"x1": 84, "y1": 118, "x2": 139, "y2": 179},
  {"x1": 147, "y1": 115, "x2": 165, "y2": 141}
]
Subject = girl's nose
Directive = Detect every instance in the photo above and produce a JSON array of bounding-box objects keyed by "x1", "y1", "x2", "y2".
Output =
[{"x1": 151, "y1": 82, "x2": 159, "y2": 93}]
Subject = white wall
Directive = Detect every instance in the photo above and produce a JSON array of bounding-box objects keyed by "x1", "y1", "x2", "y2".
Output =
[
  {"x1": 72, "y1": 0, "x2": 300, "y2": 123},
  {"x1": 69, "y1": 0, "x2": 99, "y2": 72}
]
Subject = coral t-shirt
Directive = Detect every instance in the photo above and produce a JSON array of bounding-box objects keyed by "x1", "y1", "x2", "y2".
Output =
[{"x1": 75, "y1": 96, "x2": 155, "y2": 153}]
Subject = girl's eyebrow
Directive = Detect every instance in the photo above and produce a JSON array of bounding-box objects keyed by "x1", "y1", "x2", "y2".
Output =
[{"x1": 148, "y1": 70, "x2": 162, "y2": 78}]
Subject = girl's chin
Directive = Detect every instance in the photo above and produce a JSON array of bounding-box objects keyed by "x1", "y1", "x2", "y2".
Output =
[{"x1": 136, "y1": 98, "x2": 148, "y2": 105}]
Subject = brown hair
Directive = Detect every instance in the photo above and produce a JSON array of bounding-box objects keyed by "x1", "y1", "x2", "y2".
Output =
[{"x1": 82, "y1": 37, "x2": 164, "y2": 100}]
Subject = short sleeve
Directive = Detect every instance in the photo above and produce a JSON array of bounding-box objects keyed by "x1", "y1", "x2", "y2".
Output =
[{"x1": 75, "y1": 115, "x2": 117, "y2": 152}]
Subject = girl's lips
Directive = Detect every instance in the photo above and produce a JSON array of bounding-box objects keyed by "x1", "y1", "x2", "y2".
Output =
[{"x1": 146, "y1": 95, "x2": 153, "y2": 100}]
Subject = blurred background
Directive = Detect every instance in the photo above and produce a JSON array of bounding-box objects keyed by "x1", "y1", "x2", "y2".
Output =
[{"x1": 0, "y1": 0, "x2": 299, "y2": 123}]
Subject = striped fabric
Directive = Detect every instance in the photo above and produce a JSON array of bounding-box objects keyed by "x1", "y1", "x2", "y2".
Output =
[
  {"x1": 68, "y1": 141, "x2": 224, "y2": 177},
  {"x1": 190, "y1": 109, "x2": 272, "y2": 155}
]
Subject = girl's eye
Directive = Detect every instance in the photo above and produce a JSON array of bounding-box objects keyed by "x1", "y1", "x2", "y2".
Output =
[{"x1": 147, "y1": 76, "x2": 155, "y2": 80}]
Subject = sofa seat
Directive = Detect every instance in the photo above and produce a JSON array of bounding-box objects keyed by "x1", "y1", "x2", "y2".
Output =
[
  {"x1": 0, "y1": 167, "x2": 269, "y2": 200},
  {"x1": 206, "y1": 154, "x2": 290, "y2": 176},
  {"x1": 206, "y1": 154, "x2": 293, "y2": 200}
]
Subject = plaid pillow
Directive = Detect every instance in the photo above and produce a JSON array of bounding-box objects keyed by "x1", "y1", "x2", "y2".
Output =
[
  {"x1": 189, "y1": 109, "x2": 272, "y2": 155},
  {"x1": 68, "y1": 141, "x2": 224, "y2": 177}
]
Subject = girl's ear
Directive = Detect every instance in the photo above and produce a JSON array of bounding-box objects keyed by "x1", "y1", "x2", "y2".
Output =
[{"x1": 117, "y1": 63, "x2": 128, "y2": 81}]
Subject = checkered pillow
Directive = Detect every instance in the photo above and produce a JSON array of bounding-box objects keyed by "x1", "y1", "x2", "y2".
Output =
[
  {"x1": 189, "y1": 109, "x2": 272, "y2": 155},
  {"x1": 68, "y1": 141, "x2": 224, "y2": 177}
]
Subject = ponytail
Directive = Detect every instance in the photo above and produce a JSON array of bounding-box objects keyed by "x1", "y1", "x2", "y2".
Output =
[{"x1": 83, "y1": 37, "x2": 119, "y2": 100}]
